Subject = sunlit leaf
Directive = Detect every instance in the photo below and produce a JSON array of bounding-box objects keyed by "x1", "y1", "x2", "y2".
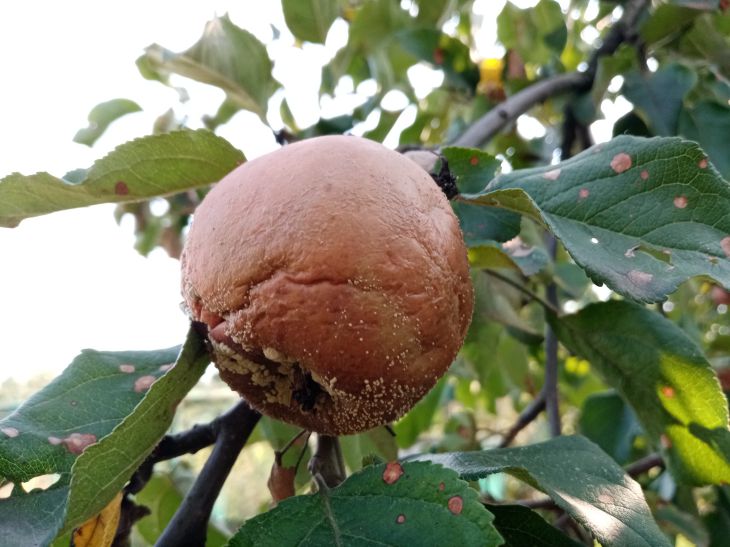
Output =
[
  {"x1": 138, "y1": 15, "x2": 276, "y2": 120},
  {"x1": 282, "y1": 0, "x2": 338, "y2": 44},
  {"x1": 553, "y1": 301, "x2": 730, "y2": 485},
  {"x1": 414, "y1": 435, "x2": 671, "y2": 547},
  {"x1": 0, "y1": 130, "x2": 243, "y2": 227},
  {"x1": 73, "y1": 99, "x2": 142, "y2": 147}
]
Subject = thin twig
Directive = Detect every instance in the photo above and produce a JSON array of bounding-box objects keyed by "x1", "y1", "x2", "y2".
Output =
[
  {"x1": 499, "y1": 390, "x2": 546, "y2": 448},
  {"x1": 126, "y1": 413, "x2": 226, "y2": 496},
  {"x1": 278, "y1": 428, "x2": 309, "y2": 459},
  {"x1": 543, "y1": 236, "x2": 561, "y2": 437},
  {"x1": 453, "y1": 72, "x2": 588, "y2": 148},
  {"x1": 156, "y1": 400, "x2": 261, "y2": 547},
  {"x1": 516, "y1": 497, "x2": 559, "y2": 511},
  {"x1": 483, "y1": 269, "x2": 561, "y2": 316},
  {"x1": 625, "y1": 453, "x2": 664, "y2": 477},
  {"x1": 452, "y1": 0, "x2": 650, "y2": 149}
]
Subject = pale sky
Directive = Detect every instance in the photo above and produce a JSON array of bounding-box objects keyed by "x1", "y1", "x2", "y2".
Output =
[{"x1": 0, "y1": 0, "x2": 620, "y2": 382}]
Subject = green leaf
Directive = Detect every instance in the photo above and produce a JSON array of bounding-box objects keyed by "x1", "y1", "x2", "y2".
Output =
[
  {"x1": 0, "y1": 129, "x2": 244, "y2": 227},
  {"x1": 655, "y1": 504, "x2": 710, "y2": 547},
  {"x1": 461, "y1": 321, "x2": 530, "y2": 413},
  {"x1": 462, "y1": 136, "x2": 730, "y2": 303},
  {"x1": 63, "y1": 330, "x2": 209, "y2": 532},
  {"x1": 579, "y1": 391, "x2": 642, "y2": 465},
  {"x1": 139, "y1": 15, "x2": 276, "y2": 120},
  {"x1": 669, "y1": 0, "x2": 719, "y2": 11},
  {"x1": 641, "y1": 5, "x2": 703, "y2": 45},
  {"x1": 679, "y1": 100, "x2": 730, "y2": 179},
  {"x1": 340, "y1": 427, "x2": 398, "y2": 472},
  {"x1": 73, "y1": 98, "x2": 142, "y2": 147},
  {"x1": 134, "y1": 474, "x2": 228, "y2": 546},
  {"x1": 612, "y1": 111, "x2": 652, "y2": 138},
  {"x1": 487, "y1": 504, "x2": 582, "y2": 547},
  {"x1": 393, "y1": 376, "x2": 448, "y2": 448},
  {"x1": 362, "y1": 109, "x2": 401, "y2": 143},
  {"x1": 0, "y1": 487, "x2": 69, "y2": 547},
  {"x1": 680, "y1": 14, "x2": 730, "y2": 80},
  {"x1": 442, "y1": 147, "x2": 521, "y2": 246},
  {"x1": 623, "y1": 64, "x2": 697, "y2": 136},
  {"x1": 229, "y1": 461, "x2": 502, "y2": 546},
  {"x1": 414, "y1": 0, "x2": 451, "y2": 25},
  {"x1": 552, "y1": 300, "x2": 730, "y2": 486},
  {"x1": 396, "y1": 28, "x2": 479, "y2": 91},
  {"x1": 348, "y1": 0, "x2": 410, "y2": 52},
  {"x1": 469, "y1": 240, "x2": 549, "y2": 276},
  {"x1": 282, "y1": 0, "x2": 338, "y2": 44},
  {"x1": 413, "y1": 435, "x2": 671, "y2": 547},
  {"x1": 472, "y1": 272, "x2": 543, "y2": 344},
  {"x1": 497, "y1": 0, "x2": 567, "y2": 66},
  {"x1": 0, "y1": 329, "x2": 208, "y2": 544}
]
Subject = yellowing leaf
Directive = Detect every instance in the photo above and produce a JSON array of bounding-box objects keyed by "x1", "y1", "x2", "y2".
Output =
[{"x1": 71, "y1": 492, "x2": 122, "y2": 547}]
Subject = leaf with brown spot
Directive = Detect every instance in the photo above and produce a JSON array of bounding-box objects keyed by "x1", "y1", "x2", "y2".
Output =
[
  {"x1": 0, "y1": 129, "x2": 244, "y2": 228},
  {"x1": 229, "y1": 462, "x2": 502, "y2": 546},
  {"x1": 71, "y1": 492, "x2": 122, "y2": 547},
  {"x1": 552, "y1": 301, "x2": 730, "y2": 486},
  {"x1": 0, "y1": 328, "x2": 210, "y2": 544},
  {"x1": 457, "y1": 135, "x2": 730, "y2": 302}
]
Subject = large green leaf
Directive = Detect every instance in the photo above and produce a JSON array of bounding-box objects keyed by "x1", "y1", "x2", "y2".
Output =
[
  {"x1": 229, "y1": 461, "x2": 502, "y2": 546},
  {"x1": 138, "y1": 15, "x2": 276, "y2": 120},
  {"x1": 63, "y1": 330, "x2": 209, "y2": 532},
  {"x1": 553, "y1": 301, "x2": 730, "y2": 486},
  {"x1": 414, "y1": 435, "x2": 671, "y2": 547},
  {"x1": 0, "y1": 329, "x2": 209, "y2": 544},
  {"x1": 0, "y1": 129, "x2": 243, "y2": 228},
  {"x1": 73, "y1": 98, "x2": 142, "y2": 147},
  {"x1": 282, "y1": 0, "x2": 338, "y2": 44},
  {"x1": 460, "y1": 136, "x2": 730, "y2": 302},
  {"x1": 623, "y1": 64, "x2": 697, "y2": 136}
]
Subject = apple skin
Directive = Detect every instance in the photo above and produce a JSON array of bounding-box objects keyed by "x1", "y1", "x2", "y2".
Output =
[{"x1": 181, "y1": 136, "x2": 473, "y2": 435}]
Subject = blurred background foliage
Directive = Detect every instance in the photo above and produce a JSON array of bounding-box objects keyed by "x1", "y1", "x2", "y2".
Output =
[{"x1": 3, "y1": 0, "x2": 730, "y2": 544}]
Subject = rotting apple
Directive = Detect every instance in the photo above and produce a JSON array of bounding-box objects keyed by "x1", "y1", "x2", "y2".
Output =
[{"x1": 181, "y1": 135, "x2": 473, "y2": 435}]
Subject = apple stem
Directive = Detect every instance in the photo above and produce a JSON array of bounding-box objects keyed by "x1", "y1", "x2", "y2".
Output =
[{"x1": 309, "y1": 434, "x2": 346, "y2": 488}]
